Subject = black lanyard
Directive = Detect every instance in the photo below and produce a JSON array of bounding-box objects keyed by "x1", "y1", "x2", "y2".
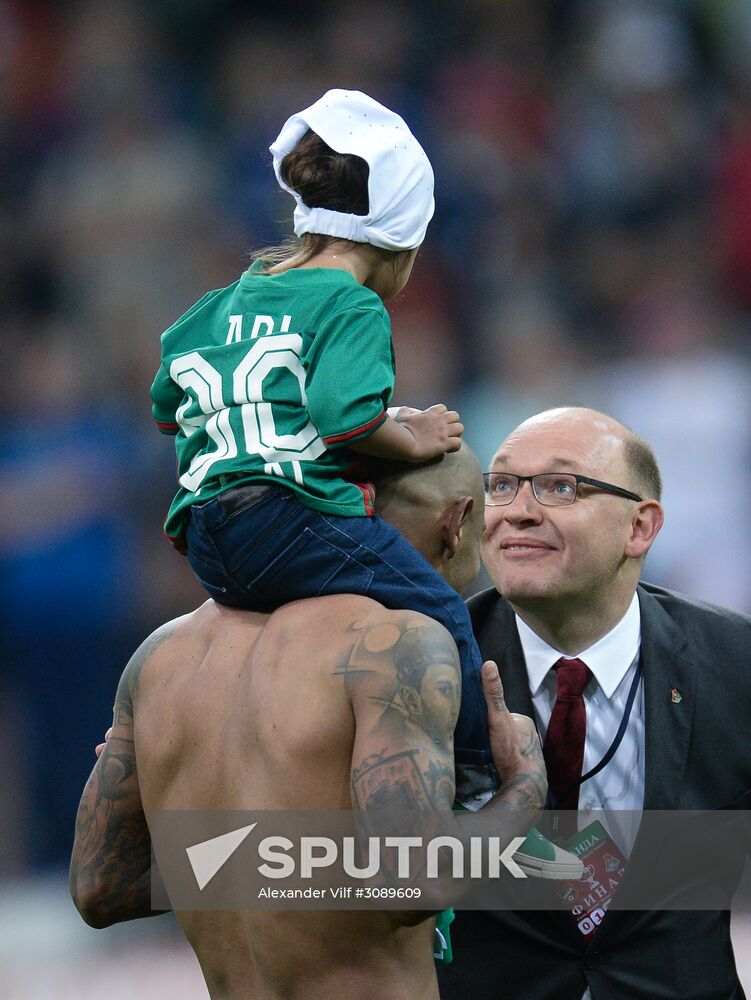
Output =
[{"x1": 545, "y1": 654, "x2": 643, "y2": 811}]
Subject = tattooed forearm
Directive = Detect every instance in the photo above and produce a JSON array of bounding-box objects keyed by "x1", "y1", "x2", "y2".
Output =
[
  {"x1": 70, "y1": 736, "x2": 155, "y2": 925},
  {"x1": 70, "y1": 620, "x2": 179, "y2": 927},
  {"x1": 490, "y1": 769, "x2": 547, "y2": 815},
  {"x1": 480, "y1": 722, "x2": 547, "y2": 843}
]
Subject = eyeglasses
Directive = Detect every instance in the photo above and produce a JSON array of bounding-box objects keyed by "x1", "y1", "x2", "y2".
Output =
[{"x1": 483, "y1": 472, "x2": 644, "y2": 507}]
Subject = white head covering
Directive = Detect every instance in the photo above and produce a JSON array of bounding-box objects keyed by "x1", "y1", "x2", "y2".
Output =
[{"x1": 269, "y1": 89, "x2": 435, "y2": 251}]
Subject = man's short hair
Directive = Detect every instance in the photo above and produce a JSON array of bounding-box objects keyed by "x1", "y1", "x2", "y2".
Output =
[{"x1": 624, "y1": 434, "x2": 662, "y2": 501}]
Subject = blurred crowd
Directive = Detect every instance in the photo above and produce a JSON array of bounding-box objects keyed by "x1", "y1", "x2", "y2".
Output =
[{"x1": 2, "y1": 0, "x2": 751, "y2": 872}]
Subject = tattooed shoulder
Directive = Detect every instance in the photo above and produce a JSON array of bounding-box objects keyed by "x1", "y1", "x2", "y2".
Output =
[
  {"x1": 342, "y1": 611, "x2": 460, "y2": 679},
  {"x1": 119, "y1": 618, "x2": 181, "y2": 706},
  {"x1": 341, "y1": 613, "x2": 460, "y2": 737}
]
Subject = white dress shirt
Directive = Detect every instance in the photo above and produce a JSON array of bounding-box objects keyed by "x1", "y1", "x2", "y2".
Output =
[{"x1": 515, "y1": 592, "x2": 646, "y2": 998}]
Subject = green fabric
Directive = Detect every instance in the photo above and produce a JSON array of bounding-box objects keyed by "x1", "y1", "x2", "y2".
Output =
[
  {"x1": 151, "y1": 261, "x2": 394, "y2": 540},
  {"x1": 433, "y1": 907, "x2": 455, "y2": 965},
  {"x1": 432, "y1": 798, "x2": 472, "y2": 965}
]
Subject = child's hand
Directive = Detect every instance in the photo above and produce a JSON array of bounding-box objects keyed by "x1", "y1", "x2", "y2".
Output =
[
  {"x1": 387, "y1": 405, "x2": 421, "y2": 421},
  {"x1": 350, "y1": 405, "x2": 463, "y2": 462},
  {"x1": 400, "y1": 403, "x2": 464, "y2": 460}
]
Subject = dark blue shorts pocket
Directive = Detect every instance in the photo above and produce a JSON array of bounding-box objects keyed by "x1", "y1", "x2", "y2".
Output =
[
  {"x1": 453, "y1": 747, "x2": 499, "y2": 807},
  {"x1": 205, "y1": 492, "x2": 301, "y2": 577},
  {"x1": 247, "y1": 526, "x2": 375, "y2": 604}
]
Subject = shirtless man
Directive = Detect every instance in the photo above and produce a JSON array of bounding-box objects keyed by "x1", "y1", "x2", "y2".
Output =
[{"x1": 69, "y1": 447, "x2": 546, "y2": 1000}]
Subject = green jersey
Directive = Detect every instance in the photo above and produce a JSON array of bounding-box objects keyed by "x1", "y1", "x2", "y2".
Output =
[{"x1": 151, "y1": 262, "x2": 394, "y2": 543}]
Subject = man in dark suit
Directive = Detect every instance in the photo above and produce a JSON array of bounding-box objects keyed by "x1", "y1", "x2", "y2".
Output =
[{"x1": 438, "y1": 406, "x2": 751, "y2": 1000}]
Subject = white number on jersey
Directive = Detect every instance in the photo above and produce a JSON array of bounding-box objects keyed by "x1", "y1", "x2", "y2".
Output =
[{"x1": 169, "y1": 336, "x2": 324, "y2": 491}]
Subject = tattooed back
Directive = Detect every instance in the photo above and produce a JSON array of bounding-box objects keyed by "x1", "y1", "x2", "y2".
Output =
[{"x1": 129, "y1": 595, "x2": 455, "y2": 1000}]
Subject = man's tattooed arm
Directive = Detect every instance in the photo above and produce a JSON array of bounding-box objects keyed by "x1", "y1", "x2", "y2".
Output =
[
  {"x1": 346, "y1": 614, "x2": 545, "y2": 829},
  {"x1": 69, "y1": 622, "x2": 175, "y2": 927},
  {"x1": 345, "y1": 616, "x2": 546, "y2": 906},
  {"x1": 346, "y1": 612, "x2": 460, "y2": 831}
]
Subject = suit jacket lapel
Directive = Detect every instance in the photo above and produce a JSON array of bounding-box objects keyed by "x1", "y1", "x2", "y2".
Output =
[
  {"x1": 468, "y1": 590, "x2": 586, "y2": 951},
  {"x1": 590, "y1": 585, "x2": 697, "y2": 947},
  {"x1": 470, "y1": 589, "x2": 535, "y2": 718},
  {"x1": 637, "y1": 585, "x2": 696, "y2": 810}
]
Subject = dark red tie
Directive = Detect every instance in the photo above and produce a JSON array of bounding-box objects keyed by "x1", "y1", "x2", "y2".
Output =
[{"x1": 543, "y1": 657, "x2": 592, "y2": 828}]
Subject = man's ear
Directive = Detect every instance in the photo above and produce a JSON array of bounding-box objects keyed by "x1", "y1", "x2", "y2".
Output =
[
  {"x1": 441, "y1": 497, "x2": 474, "y2": 563},
  {"x1": 625, "y1": 499, "x2": 664, "y2": 560}
]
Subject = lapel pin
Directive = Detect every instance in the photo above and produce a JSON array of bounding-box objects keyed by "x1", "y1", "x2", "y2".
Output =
[{"x1": 671, "y1": 688, "x2": 682, "y2": 704}]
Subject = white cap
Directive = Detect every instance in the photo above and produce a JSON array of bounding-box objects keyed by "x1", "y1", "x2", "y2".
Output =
[{"x1": 269, "y1": 89, "x2": 435, "y2": 251}]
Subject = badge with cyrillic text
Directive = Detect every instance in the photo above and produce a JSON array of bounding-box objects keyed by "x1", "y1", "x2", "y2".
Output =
[{"x1": 556, "y1": 820, "x2": 626, "y2": 938}]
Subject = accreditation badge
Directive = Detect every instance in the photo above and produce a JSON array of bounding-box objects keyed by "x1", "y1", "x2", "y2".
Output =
[{"x1": 555, "y1": 821, "x2": 626, "y2": 938}]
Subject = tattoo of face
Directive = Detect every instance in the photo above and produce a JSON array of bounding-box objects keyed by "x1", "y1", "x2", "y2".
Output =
[
  {"x1": 348, "y1": 615, "x2": 460, "y2": 827},
  {"x1": 343, "y1": 617, "x2": 461, "y2": 746}
]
